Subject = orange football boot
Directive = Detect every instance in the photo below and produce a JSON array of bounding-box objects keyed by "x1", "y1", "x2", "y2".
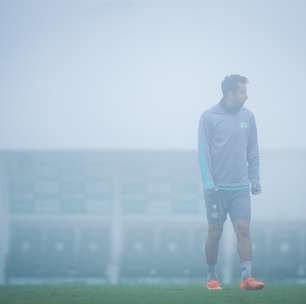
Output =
[
  {"x1": 207, "y1": 280, "x2": 223, "y2": 291},
  {"x1": 240, "y1": 277, "x2": 265, "y2": 290}
]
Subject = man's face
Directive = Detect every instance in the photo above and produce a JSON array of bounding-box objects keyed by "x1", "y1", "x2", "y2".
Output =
[{"x1": 229, "y1": 82, "x2": 248, "y2": 106}]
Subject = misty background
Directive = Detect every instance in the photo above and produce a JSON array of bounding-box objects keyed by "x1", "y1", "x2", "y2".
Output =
[
  {"x1": 0, "y1": 0, "x2": 306, "y2": 285},
  {"x1": 1, "y1": 0, "x2": 306, "y2": 150}
]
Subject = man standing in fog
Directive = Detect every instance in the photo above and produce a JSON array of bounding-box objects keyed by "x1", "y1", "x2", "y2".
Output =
[{"x1": 198, "y1": 74, "x2": 265, "y2": 291}]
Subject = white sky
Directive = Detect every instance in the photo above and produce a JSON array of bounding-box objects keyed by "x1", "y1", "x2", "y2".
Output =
[{"x1": 1, "y1": 0, "x2": 306, "y2": 150}]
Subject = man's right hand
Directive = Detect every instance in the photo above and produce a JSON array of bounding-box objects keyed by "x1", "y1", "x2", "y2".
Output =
[{"x1": 204, "y1": 187, "x2": 219, "y2": 195}]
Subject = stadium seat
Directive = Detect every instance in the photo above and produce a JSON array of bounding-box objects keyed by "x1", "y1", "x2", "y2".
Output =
[
  {"x1": 77, "y1": 228, "x2": 110, "y2": 277},
  {"x1": 156, "y1": 227, "x2": 191, "y2": 277},
  {"x1": 7, "y1": 227, "x2": 42, "y2": 277},
  {"x1": 121, "y1": 226, "x2": 156, "y2": 277},
  {"x1": 268, "y1": 226, "x2": 302, "y2": 278},
  {"x1": 41, "y1": 228, "x2": 76, "y2": 277}
]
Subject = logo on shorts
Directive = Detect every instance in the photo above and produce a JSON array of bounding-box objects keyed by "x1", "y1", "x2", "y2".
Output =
[{"x1": 240, "y1": 121, "x2": 248, "y2": 129}]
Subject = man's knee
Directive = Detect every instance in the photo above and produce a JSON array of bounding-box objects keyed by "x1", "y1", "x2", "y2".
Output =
[
  {"x1": 234, "y1": 220, "x2": 250, "y2": 240},
  {"x1": 207, "y1": 224, "x2": 223, "y2": 241}
]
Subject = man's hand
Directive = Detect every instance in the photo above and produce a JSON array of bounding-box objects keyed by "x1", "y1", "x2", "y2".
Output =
[
  {"x1": 251, "y1": 183, "x2": 261, "y2": 195},
  {"x1": 204, "y1": 187, "x2": 219, "y2": 195}
]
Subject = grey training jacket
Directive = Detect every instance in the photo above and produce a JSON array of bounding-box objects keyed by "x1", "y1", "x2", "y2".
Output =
[{"x1": 198, "y1": 100, "x2": 260, "y2": 191}]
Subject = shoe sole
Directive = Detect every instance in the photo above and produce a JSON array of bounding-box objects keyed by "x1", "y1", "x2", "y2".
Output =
[
  {"x1": 207, "y1": 286, "x2": 223, "y2": 291},
  {"x1": 240, "y1": 285, "x2": 264, "y2": 291}
]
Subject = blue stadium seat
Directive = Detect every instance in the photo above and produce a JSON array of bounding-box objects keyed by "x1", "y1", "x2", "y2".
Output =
[
  {"x1": 7, "y1": 227, "x2": 42, "y2": 277},
  {"x1": 156, "y1": 227, "x2": 191, "y2": 277},
  {"x1": 121, "y1": 227, "x2": 156, "y2": 277},
  {"x1": 77, "y1": 228, "x2": 110, "y2": 277},
  {"x1": 41, "y1": 228, "x2": 76, "y2": 277},
  {"x1": 268, "y1": 226, "x2": 302, "y2": 278}
]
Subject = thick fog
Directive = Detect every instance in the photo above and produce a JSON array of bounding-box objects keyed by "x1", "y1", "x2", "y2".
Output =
[
  {"x1": 1, "y1": 1, "x2": 306, "y2": 285},
  {"x1": 1, "y1": 0, "x2": 306, "y2": 150}
]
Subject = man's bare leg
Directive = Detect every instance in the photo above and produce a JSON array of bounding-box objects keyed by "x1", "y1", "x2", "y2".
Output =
[
  {"x1": 233, "y1": 220, "x2": 252, "y2": 280},
  {"x1": 205, "y1": 223, "x2": 223, "y2": 280},
  {"x1": 233, "y1": 220, "x2": 252, "y2": 261},
  {"x1": 233, "y1": 219, "x2": 265, "y2": 290}
]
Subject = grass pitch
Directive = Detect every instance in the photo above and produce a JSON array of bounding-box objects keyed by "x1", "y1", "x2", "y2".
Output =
[{"x1": 0, "y1": 284, "x2": 305, "y2": 304}]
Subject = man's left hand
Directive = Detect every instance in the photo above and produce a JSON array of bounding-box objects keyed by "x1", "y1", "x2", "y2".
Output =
[{"x1": 251, "y1": 183, "x2": 262, "y2": 195}]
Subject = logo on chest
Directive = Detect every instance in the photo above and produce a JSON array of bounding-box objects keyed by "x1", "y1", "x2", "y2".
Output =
[{"x1": 240, "y1": 121, "x2": 248, "y2": 129}]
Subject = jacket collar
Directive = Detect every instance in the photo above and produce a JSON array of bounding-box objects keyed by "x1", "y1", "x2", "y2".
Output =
[{"x1": 219, "y1": 97, "x2": 243, "y2": 114}]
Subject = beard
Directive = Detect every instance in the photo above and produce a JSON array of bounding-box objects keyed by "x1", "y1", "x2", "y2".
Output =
[
  {"x1": 221, "y1": 99, "x2": 245, "y2": 114},
  {"x1": 230, "y1": 102, "x2": 244, "y2": 112}
]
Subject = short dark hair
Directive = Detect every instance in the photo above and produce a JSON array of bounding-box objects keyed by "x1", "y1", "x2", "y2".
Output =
[{"x1": 221, "y1": 74, "x2": 248, "y2": 96}]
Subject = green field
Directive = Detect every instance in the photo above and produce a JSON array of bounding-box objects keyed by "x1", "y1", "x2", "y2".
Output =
[{"x1": 0, "y1": 284, "x2": 306, "y2": 304}]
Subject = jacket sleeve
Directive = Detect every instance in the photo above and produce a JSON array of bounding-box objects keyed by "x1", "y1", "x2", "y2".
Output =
[
  {"x1": 247, "y1": 113, "x2": 260, "y2": 185},
  {"x1": 198, "y1": 114, "x2": 216, "y2": 190}
]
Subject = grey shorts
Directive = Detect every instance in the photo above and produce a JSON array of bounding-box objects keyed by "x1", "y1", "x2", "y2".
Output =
[{"x1": 204, "y1": 189, "x2": 251, "y2": 225}]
